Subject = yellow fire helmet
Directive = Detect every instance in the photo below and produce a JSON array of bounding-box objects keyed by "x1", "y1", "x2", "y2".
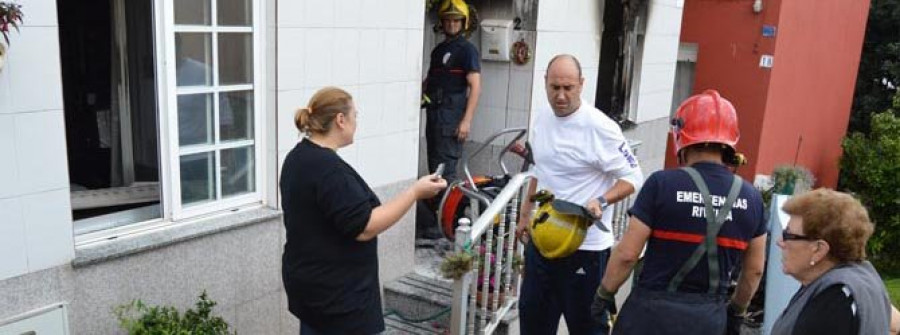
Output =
[
  {"x1": 438, "y1": 0, "x2": 470, "y2": 30},
  {"x1": 528, "y1": 191, "x2": 593, "y2": 259}
]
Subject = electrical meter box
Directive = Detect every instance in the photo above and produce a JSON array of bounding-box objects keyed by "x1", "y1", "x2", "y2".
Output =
[{"x1": 480, "y1": 19, "x2": 515, "y2": 61}]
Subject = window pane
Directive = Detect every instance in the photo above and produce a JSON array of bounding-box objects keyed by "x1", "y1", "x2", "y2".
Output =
[
  {"x1": 178, "y1": 93, "x2": 213, "y2": 146},
  {"x1": 175, "y1": 0, "x2": 211, "y2": 25},
  {"x1": 218, "y1": 0, "x2": 252, "y2": 26},
  {"x1": 222, "y1": 146, "x2": 255, "y2": 197},
  {"x1": 218, "y1": 33, "x2": 253, "y2": 85},
  {"x1": 176, "y1": 33, "x2": 212, "y2": 86},
  {"x1": 219, "y1": 91, "x2": 254, "y2": 141},
  {"x1": 180, "y1": 152, "x2": 216, "y2": 204}
]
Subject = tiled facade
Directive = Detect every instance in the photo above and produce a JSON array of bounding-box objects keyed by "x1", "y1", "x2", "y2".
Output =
[
  {"x1": 0, "y1": 0, "x2": 73, "y2": 281},
  {"x1": 0, "y1": 0, "x2": 685, "y2": 333}
]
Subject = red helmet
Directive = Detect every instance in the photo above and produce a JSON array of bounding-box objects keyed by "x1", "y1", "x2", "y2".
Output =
[{"x1": 671, "y1": 89, "x2": 739, "y2": 154}]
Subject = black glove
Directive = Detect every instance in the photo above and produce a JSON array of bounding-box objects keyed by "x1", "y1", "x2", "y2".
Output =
[
  {"x1": 725, "y1": 303, "x2": 746, "y2": 335},
  {"x1": 591, "y1": 286, "x2": 617, "y2": 324}
]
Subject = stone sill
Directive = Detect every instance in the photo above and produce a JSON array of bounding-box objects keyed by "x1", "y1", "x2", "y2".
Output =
[{"x1": 73, "y1": 207, "x2": 282, "y2": 267}]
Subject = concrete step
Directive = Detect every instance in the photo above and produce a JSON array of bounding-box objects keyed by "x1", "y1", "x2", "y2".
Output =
[
  {"x1": 384, "y1": 272, "x2": 454, "y2": 327},
  {"x1": 383, "y1": 272, "x2": 517, "y2": 334},
  {"x1": 383, "y1": 313, "x2": 447, "y2": 334}
]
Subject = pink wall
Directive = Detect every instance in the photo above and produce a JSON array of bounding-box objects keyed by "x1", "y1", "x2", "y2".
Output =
[
  {"x1": 674, "y1": 0, "x2": 870, "y2": 187},
  {"x1": 669, "y1": 0, "x2": 783, "y2": 181},
  {"x1": 757, "y1": 0, "x2": 870, "y2": 187}
]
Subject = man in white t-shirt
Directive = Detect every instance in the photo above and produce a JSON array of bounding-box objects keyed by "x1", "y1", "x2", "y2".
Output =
[{"x1": 516, "y1": 54, "x2": 643, "y2": 335}]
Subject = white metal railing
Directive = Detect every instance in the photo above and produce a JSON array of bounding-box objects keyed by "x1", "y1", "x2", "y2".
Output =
[{"x1": 449, "y1": 171, "x2": 532, "y2": 335}]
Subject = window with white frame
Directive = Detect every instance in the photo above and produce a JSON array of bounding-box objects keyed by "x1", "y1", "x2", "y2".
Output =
[
  {"x1": 168, "y1": 0, "x2": 262, "y2": 219},
  {"x1": 59, "y1": 0, "x2": 263, "y2": 239}
]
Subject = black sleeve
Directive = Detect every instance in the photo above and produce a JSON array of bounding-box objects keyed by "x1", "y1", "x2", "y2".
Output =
[
  {"x1": 793, "y1": 284, "x2": 858, "y2": 335},
  {"x1": 463, "y1": 43, "x2": 481, "y2": 73},
  {"x1": 316, "y1": 169, "x2": 375, "y2": 239}
]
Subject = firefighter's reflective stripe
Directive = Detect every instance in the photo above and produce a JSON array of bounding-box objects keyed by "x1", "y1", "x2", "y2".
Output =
[{"x1": 651, "y1": 229, "x2": 749, "y2": 250}]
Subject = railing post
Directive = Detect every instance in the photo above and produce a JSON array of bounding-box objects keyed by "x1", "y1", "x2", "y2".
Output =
[{"x1": 450, "y1": 218, "x2": 473, "y2": 335}]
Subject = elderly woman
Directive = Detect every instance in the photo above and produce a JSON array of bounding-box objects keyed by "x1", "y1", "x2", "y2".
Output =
[
  {"x1": 772, "y1": 188, "x2": 892, "y2": 334},
  {"x1": 280, "y1": 87, "x2": 447, "y2": 334}
]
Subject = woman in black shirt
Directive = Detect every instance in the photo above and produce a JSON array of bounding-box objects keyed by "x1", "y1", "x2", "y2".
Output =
[{"x1": 280, "y1": 87, "x2": 446, "y2": 334}]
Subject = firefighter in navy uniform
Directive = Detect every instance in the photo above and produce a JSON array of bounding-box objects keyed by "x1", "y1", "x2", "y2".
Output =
[
  {"x1": 423, "y1": 0, "x2": 481, "y2": 183},
  {"x1": 418, "y1": 0, "x2": 481, "y2": 241},
  {"x1": 592, "y1": 90, "x2": 768, "y2": 334}
]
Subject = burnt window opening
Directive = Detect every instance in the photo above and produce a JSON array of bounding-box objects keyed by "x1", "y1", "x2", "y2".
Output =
[
  {"x1": 58, "y1": 0, "x2": 161, "y2": 234},
  {"x1": 596, "y1": 0, "x2": 648, "y2": 129}
]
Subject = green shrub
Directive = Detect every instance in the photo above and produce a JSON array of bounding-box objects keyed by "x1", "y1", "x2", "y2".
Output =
[
  {"x1": 885, "y1": 277, "x2": 900, "y2": 307},
  {"x1": 114, "y1": 291, "x2": 235, "y2": 335},
  {"x1": 840, "y1": 111, "x2": 900, "y2": 271}
]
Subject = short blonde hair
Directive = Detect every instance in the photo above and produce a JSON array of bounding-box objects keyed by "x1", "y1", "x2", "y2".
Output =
[
  {"x1": 782, "y1": 188, "x2": 873, "y2": 263},
  {"x1": 294, "y1": 87, "x2": 353, "y2": 134}
]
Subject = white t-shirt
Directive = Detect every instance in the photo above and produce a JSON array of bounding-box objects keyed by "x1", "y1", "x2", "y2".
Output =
[{"x1": 530, "y1": 100, "x2": 643, "y2": 251}]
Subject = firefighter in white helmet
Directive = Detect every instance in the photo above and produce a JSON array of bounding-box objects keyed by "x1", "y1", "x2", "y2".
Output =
[{"x1": 516, "y1": 54, "x2": 643, "y2": 335}]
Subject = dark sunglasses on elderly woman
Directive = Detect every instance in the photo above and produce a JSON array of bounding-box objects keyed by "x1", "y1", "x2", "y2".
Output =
[{"x1": 782, "y1": 228, "x2": 818, "y2": 242}]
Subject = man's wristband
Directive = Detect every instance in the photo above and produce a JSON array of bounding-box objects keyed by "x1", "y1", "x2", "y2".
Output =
[
  {"x1": 728, "y1": 302, "x2": 747, "y2": 315},
  {"x1": 596, "y1": 285, "x2": 616, "y2": 300},
  {"x1": 596, "y1": 196, "x2": 609, "y2": 208}
]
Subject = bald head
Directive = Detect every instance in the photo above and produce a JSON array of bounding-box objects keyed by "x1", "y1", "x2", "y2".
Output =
[
  {"x1": 546, "y1": 54, "x2": 583, "y2": 79},
  {"x1": 544, "y1": 54, "x2": 585, "y2": 116}
]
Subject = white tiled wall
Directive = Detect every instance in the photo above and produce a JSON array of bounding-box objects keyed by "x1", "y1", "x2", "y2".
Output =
[
  {"x1": 468, "y1": 30, "x2": 538, "y2": 144},
  {"x1": 0, "y1": 0, "x2": 73, "y2": 281},
  {"x1": 276, "y1": 0, "x2": 425, "y2": 189},
  {"x1": 633, "y1": 0, "x2": 684, "y2": 123}
]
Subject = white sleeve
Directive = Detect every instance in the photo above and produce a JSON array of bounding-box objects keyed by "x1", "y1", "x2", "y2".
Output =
[{"x1": 592, "y1": 121, "x2": 644, "y2": 189}]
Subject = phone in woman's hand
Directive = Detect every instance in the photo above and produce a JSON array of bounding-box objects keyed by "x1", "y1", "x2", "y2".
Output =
[{"x1": 433, "y1": 163, "x2": 445, "y2": 180}]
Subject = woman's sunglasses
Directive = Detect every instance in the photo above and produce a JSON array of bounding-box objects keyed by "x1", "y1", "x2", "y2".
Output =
[{"x1": 782, "y1": 228, "x2": 818, "y2": 242}]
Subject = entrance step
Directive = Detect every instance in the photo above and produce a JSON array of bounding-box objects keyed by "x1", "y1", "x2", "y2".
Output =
[{"x1": 383, "y1": 272, "x2": 517, "y2": 334}]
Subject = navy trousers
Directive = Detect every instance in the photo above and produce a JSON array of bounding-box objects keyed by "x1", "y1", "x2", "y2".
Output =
[
  {"x1": 425, "y1": 91, "x2": 466, "y2": 182},
  {"x1": 519, "y1": 243, "x2": 611, "y2": 335},
  {"x1": 612, "y1": 287, "x2": 728, "y2": 334}
]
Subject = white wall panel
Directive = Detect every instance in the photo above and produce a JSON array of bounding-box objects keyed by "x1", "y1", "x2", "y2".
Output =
[
  {"x1": 22, "y1": 189, "x2": 73, "y2": 272},
  {"x1": 0, "y1": 198, "x2": 27, "y2": 280}
]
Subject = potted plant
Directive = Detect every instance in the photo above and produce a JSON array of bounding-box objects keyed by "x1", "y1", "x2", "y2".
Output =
[
  {"x1": 770, "y1": 164, "x2": 815, "y2": 195},
  {"x1": 440, "y1": 244, "x2": 523, "y2": 310},
  {"x1": 759, "y1": 165, "x2": 815, "y2": 213},
  {"x1": 114, "y1": 291, "x2": 235, "y2": 334},
  {"x1": 0, "y1": 1, "x2": 24, "y2": 73}
]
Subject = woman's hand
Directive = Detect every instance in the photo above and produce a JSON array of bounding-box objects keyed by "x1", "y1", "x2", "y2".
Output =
[{"x1": 412, "y1": 174, "x2": 447, "y2": 199}]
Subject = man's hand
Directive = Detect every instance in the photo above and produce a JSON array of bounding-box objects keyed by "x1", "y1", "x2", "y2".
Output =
[
  {"x1": 591, "y1": 285, "x2": 617, "y2": 324},
  {"x1": 585, "y1": 198, "x2": 604, "y2": 219},
  {"x1": 457, "y1": 119, "x2": 471, "y2": 142},
  {"x1": 516, "y1": 216, "x2": 530, "y2": 244}
]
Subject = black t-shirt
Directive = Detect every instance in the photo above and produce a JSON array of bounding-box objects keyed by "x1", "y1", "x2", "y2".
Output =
[
  {"x1": 794, "y1": 284, "x2": 859, "y2": 334},
  {"x1": 280, "y1": 139, "x2": 383, "y2": 334},
  {"x1": 629, "y1": 162, "x2": 766, "y2": 295}
]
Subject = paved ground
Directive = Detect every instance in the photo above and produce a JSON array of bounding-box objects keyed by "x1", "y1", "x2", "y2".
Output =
[{"x1": 413, "y1": 243, "x2": 763, "y2": 335}]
